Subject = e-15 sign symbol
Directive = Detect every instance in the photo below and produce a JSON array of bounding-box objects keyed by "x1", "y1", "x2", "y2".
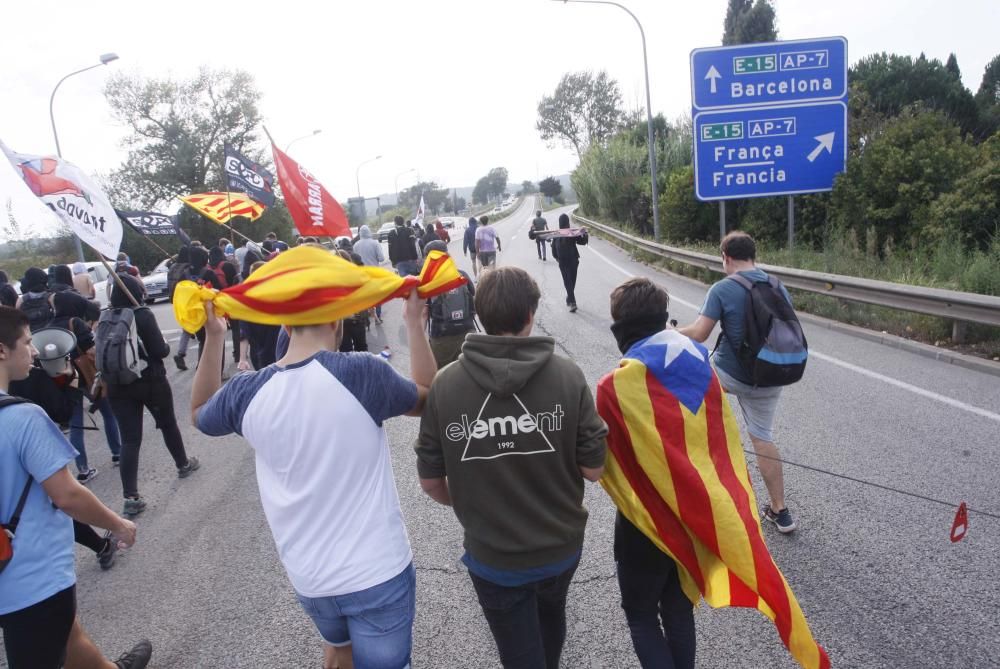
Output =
[
  {"x1": 701, "y1": 122, "x2": 744, "y2": 142},
  {"x1": 734, "y1": 55, "x2": 776, "y2": 74}
]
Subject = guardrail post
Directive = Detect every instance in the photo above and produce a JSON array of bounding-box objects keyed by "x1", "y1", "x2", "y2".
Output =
[{"x1": 952, "y1": 320, "x2": 968, "y2": 344}]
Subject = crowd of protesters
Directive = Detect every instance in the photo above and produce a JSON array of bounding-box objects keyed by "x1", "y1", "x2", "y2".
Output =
[{"x1": 1, "y1": 211, "x2": 803, "y2": 669}]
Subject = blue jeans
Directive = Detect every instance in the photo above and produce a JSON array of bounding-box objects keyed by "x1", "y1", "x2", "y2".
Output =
[
  {"x1": 616, "y1": 560, "x2": 695, "y2": 669},
  {"x1": 394, "y1": 260, "x2": 421, "y2": 277},
  {"x1": 297, "y1": 563, "x2": 415, "y2": 669},
  {"x1": 70, "y1": 396, "x2": 122, "y2": 472},
  {"x1": 468, "y1": 557, "x2": 579, "y2": 669}
]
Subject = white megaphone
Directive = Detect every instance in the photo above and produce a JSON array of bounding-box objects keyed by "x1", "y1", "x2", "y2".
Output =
[{"x1": 32, "y1": 327, "x2": 78, "y2": 378}]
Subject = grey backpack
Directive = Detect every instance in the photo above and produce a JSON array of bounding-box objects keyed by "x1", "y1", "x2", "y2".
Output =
[{"x1": 95, "y1": 308, "x2": 147, "y2": 385}]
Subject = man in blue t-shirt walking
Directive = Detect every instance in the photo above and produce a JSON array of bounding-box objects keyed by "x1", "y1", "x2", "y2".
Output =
[
  {"x1": 0, "y1": 307, "x2": 150, "y2": 669},
  {"x1": 678, "y1": 232, "x2": 797, "y2": 534}
]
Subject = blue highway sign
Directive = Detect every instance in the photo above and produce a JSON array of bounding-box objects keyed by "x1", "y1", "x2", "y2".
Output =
[
  {"x1": 691, "y1": 37, "x2": 847, "y2": 111},
  {"x1": 693, "y1": 101, "x2": 847, "y2": 201}
]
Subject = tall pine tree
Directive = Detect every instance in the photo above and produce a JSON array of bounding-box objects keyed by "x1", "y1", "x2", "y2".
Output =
[{"x1": 722, "y1": 0, "x2": 777, "y2": 46}]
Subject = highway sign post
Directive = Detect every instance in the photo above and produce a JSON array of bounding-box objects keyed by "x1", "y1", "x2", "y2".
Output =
[{"x1": 690, "y1": 37, "x2": 848, "y2": 248}]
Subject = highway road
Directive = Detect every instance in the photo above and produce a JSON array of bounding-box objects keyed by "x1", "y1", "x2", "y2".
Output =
[{"x1": 6, "y1": 196, "x2": 998, "y2": 668}]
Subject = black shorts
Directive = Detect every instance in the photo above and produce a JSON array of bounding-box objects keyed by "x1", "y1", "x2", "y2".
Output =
[{"x1": 0, "y1": 585, "x2": 76, "y2": 669}]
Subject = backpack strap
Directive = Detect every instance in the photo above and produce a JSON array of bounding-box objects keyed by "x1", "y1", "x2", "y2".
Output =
[
  {"x1": 725, "y1": 273, "x2": 754, "y2": 291},
  {"x1": 0, "y1": 396, "x2": 33, "y2": 534}
]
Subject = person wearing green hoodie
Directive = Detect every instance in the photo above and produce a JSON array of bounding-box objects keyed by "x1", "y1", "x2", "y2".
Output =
[{"x1": 415, "y1": 266, "x2": 607, "y2": 669}]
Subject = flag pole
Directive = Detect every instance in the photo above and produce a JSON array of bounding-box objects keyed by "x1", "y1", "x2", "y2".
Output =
[
  {"x1": 100, "y1": 257, "x2": 141, "y2": 308},
  {"x1": 132, "y1": 232, "x2": 173, "y2": 259}
]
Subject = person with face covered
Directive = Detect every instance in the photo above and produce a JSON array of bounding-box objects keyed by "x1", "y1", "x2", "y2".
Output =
[
  {"x1": 105, "y1": 274, "x2": 200, "y2": 517},
  {"x1": 549, "y1": 213, "x2": 588, "y2": 313}
]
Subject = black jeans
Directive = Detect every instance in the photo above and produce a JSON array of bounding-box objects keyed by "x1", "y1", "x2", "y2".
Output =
[
  {"x1": 558, "y1": 261, "x2": 579, "y2": 306},
  {"x1": 339, "y1": 320, "x2": 369, "y2": 352},
  {"x1": 0, "y1": 585, "x2": 75, "y2": 669},
  {"x1": 616, "y1": 560, "x2": 696, "y2": 669},
  {"x1": 535, "y1": 238, "x2": 547, "y2": 259},
  {"x1": 468, "y1": 557, "x2": 580, "y2": 669},
  {"x1": 110, "y1": 376, "x2": 190, "y2": 498},
  {"x1": 74, "y1": 520, "x2": 107, "y2": 554}
]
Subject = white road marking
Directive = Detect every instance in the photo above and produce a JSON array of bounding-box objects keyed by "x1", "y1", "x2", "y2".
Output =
[{"x1": 585, "y1": 246, "x2": 1000, "y2": 424}]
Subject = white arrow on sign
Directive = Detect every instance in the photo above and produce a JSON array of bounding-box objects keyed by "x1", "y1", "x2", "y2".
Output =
[
  {"x1": 705, "y1": 65, "x2": 722, "y2": 94},
  {"x1": 807, "y1": 132, "x2": 835, "y2": 162}
]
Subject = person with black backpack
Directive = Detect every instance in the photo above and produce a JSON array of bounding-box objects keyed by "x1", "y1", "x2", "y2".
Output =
[
  {"x1": 422, "y1": 240, "x2": 476, "y2": 367},
  {"x1": 15, "y1": 268, "x2": 55, "y2": 333},
  {"x1": 678, "y1": 231, "x2": 808, "y2": 535},
  {"x1": 99, "y1": 274, "x2": 200, "y2": 518}
]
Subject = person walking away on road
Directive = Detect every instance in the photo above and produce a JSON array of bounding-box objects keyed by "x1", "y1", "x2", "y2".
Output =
[
  {"x1": 186, "y1": 247, "x2": 225, "y2": 366},
  {"x1": 209, "y1": 246, "x2": 242, "y2": 364},
  {"x1": 238, "y1": 261, "x2": 282, "y2": 372},
  {"x1": 422, "y1": 240, "x2": 476, "y2": 368},
  {"x1": 0, "y1": 306, "x2": 150, "y2": 669},
  {"x1": 388, "y1": 215, "x2": 421, "y2": 277},
  {"x1": 550, "y1": 213, "x2": 588, "y2": 313},
  {"x1": 597, "y1": 278, "x2": 696, "y2": 668},
  {"x1": 415, "y1": 266, "x2": 607, "y2": 669},
  {"x1": 71, "y1": 263, "x2": 96, "y2": 299},
  {"x1": 168, "y1": 247, "x2": 194, "y2": 371},
  {"x1": 531, "y1": 210, "x2": 549, "y2": 261},
  {"x1": 16, "y1": 267, "x2": 55, "y2": 332},
  {"x1": 434, "y1": 219, "x2": 451, "y2": 243},
  {"x1": 102, "y1": 274, "x2": 200, "y2": 518},
  {"x1": 474, "y1": 216, "x2": 501, "y2": 269},
  {"x1": 419, "y1": 223, "x2": 439, "y2": 254},
  {"x1": 677, "y1": 231, "x2": 801, "y2": 534},
  {"x1": 463, "y1": 216, "x2": 479, "y2": 277},
  {"x1": 191, "y1": 279, "x2": 437, "y2": 669},
  {"x1": 353, "y1": 225, "x2": 387, "y2": 324},
  {"x1": 335, "y1": 250, "x2": 370, "y2": 353}
]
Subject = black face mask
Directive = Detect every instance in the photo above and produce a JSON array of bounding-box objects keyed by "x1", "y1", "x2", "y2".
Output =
[{"x1": 610, "y1": 313, "x2": 669, "y2": 354}]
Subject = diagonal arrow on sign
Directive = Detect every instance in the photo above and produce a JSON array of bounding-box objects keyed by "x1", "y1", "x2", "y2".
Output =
[
  {"x1": 705, "y1": 65, "x2": 722, "y2": 94},
  {"x1": 807, "y1": 132, "x2": 836, "y2": 162}
]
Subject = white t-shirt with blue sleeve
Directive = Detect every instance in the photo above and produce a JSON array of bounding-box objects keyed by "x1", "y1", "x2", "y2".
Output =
[
  {"x1": 0, "y1": 394, "x2": 77, "y2": 615},
  {"x1": 197, "y1": 351, "x2": 418, "y2": 598}
]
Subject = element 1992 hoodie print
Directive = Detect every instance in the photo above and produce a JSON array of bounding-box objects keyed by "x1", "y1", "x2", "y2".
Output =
[{"x1": 415, "y1": 334, "x2": 607, "y2": 570}]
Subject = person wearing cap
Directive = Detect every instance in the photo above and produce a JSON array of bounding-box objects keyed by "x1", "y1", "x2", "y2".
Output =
[{"x1": 71, "y1": 263, "x2": 95, "y2": 299}]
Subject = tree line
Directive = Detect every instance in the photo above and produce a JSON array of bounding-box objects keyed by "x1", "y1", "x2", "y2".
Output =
[{"x1": 536, "y1": 0, "x2": 1000, "y2": 295}]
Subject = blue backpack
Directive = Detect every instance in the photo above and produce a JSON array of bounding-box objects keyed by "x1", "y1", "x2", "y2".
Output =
[{"x1": 726, "y1": 274, "x2": 808, "y2": 387}]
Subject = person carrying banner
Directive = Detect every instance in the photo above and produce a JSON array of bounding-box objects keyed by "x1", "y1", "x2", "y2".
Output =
[
  {"x1": 0, "y1": 306, "x2": 151, "y2": 669},
  {"x1": 598, "y1": 276, "x2": 828, "y2": 669},
  {"x1": 414, "y1": 266, "x2": 607, "y2": 669},
  {"x1": 550, "y1": 213, "x2": 588, "y2": 313},
  {"x1": 677, "y1": 231, "x2": 800, "y2": 534},
  {"x1": 104, "y1": 274, "x2": 200, "y2": 517}
]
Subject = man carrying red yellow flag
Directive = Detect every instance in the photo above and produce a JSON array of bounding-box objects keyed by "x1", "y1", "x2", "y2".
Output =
[
  {"x1": 596, "y1": 278, "x2": 829, "y2": 669},
  {"x1": 172, "y1": 245, "x2": 466, "y2": 334}
]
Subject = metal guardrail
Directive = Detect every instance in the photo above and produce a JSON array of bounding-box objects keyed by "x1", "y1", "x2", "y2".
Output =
[{"x1": 572, "y1": 213, "x2": 1000, "y2": 329}]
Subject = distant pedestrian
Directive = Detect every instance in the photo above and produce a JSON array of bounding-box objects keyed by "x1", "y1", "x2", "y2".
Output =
[
  {"x1": 434, "y1": 219, "x2": 451, "y2": 243},
  {"x1": 388, "y1": 215, "x2": 421, "y2": 277},
  {"x1": 238, "y1": 263, "x2": 281, "y2": 371},
  {"x1": 474, "y1": 216, "x2": 501, "y2": 269},
  {"x1": 103, "y1": 274, "x2": 200, "y2": 518},
  {"x1": 71, "y1": 263, "x2": 95, "y2": 299},
  {"x1": 531, "y1": 210, "x2": 549, "y2": 261},
  {"x1": 463, "y1": 217, "x2": 479, "y2": 277},
  {"x1": 550, "y1": 213, "x2": 588, "y2": 312},
  {"x1": 353, "y1": 225, "x2": 387, "y2": 323},
  {"x1": 0, "y1": 271, "x2": 17, "y2": 308},
  {"x1": 419, "y1": 223, "x2": 439, "y2": 253}
]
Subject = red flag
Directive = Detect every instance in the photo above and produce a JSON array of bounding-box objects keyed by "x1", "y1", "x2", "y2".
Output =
[{"x1": 271, "y1": 143, "x2": 350, "y2": 238}]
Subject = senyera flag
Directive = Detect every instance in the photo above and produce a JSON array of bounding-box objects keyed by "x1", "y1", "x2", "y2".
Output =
[
  {"x1": 224, "y1": 143, "x2": 275, "y2": 207},
  {"x1": 270, "y1": 143, "x2": 350, "y2": 239},
  {"x1": 596, "y1": 329, "x2": 829, "y2": 669},
  {"x1": 2, "y1": 141, "x2": 122, "y2": 259},
  {"x1": 117, "y1": 210, "x2": 179, "y2": 236},
  {"x1": 178, "y1": 192, "x2": 264, "y2": 224},
  {"x1": 172, "y1": 245, "x2": 465, "y2": 333}
]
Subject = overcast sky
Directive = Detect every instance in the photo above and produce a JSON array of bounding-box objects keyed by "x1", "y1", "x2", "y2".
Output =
[{"x1": 2, "y1": 0, "x2": 996, "y2": 210}]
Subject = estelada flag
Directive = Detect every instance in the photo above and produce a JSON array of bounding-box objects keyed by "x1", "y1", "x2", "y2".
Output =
[
  {"x1": 178, "y1": 192, "x2": 264, "y2": 223},
  {"x1": 596, "y1": 329, "x2": 829, "y2": 669},
  {"x1": 172, "y1": 245, "x2": 465, "y2": 333},
  {"x1": 270, "y1": 143, "x2": 350, "y2": 239}
]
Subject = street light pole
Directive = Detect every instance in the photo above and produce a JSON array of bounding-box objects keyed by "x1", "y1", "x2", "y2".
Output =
[
  {"x1": 553, "y1": 0, "x2": 661, "y2": 241},
  {"x1": 394, "y1": 168, "x2": 417, "y2": 206},
  {"x1": 355, "y1": 155, "x2": 382, "y2": 198},
  {"x1": 49, "y1": 52, "x2": 120, "y2": 262},
  {"x1": 286, "y1": 129, "x2": 322, "y2": 152}
]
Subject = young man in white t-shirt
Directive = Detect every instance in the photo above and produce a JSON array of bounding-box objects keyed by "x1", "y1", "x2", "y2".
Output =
[{"x1": 191, "y1": 291, "x2": 435, "y2": 669}]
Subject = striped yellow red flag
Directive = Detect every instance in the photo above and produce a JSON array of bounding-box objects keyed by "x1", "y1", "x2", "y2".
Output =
[
  {"x1": 172, "y1": 245, "x2": 466, "y2": 333},
  {"x1": 596, "y1": 329, "x2": 829, "y2": 669},
  {"x1": 178, "y1": 192, "x2": 265, "y2": 223}
]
